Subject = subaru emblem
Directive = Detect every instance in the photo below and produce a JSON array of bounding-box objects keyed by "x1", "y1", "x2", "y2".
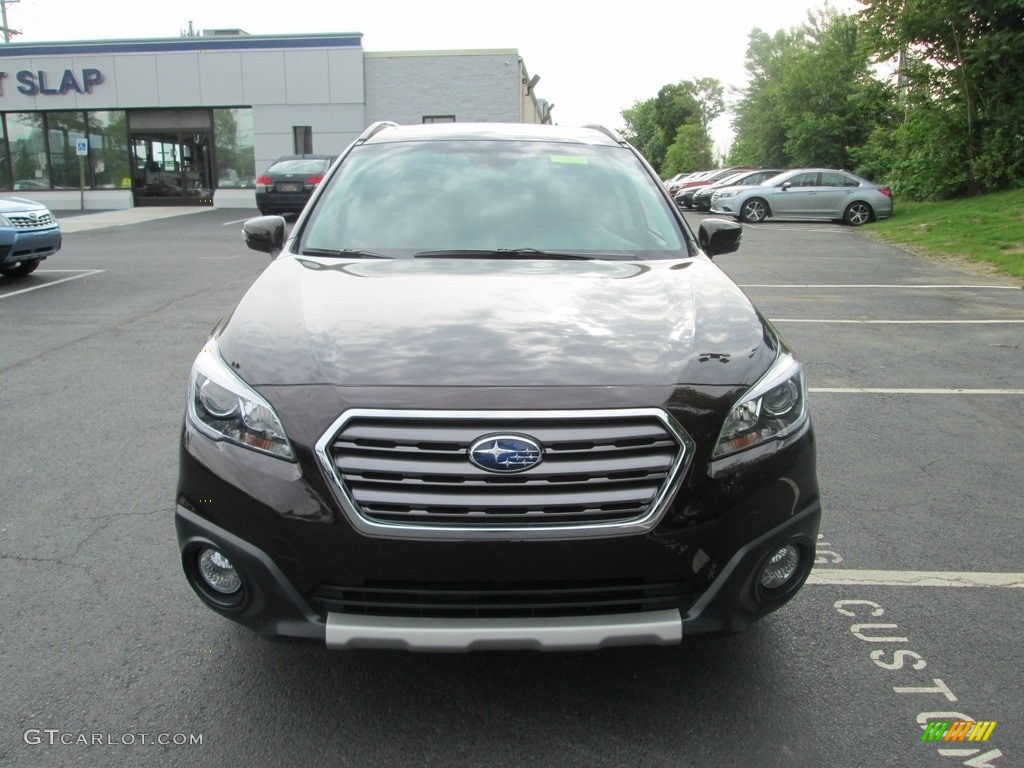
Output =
[{"x1": 468, "y1": 434, "x2": 543, "y2": 473}]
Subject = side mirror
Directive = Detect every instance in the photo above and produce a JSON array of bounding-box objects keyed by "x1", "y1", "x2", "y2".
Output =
[
  {"x1": 781, "y1": 181, "x2": 793, "y2": 190},
  {"x1": 698, "y1": 218, "x2": 743, "y2": 258},
  {"x1": 243, "y1": 216, "x2": 286, "y2": 257}
]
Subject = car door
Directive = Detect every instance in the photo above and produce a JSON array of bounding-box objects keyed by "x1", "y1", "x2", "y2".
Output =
[
  {"x1": 816, "y1": 171, "x2": 860, "y2": 217},
  {"x1": 772, "y1": 172, "x2": 819, "y2": 217}
]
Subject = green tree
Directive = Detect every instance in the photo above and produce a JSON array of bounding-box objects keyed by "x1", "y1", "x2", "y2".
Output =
[
  {"x1": 728, "y1": 28, "x2": 793, "y2": 167},
  {"x1": 663, "y1": 123, "x2": 715, "y2": 176},
  {"x1": 730, "y1": 9, "x2": 894, "y2": 171},
  {"x1": 858, "y1": 0, "x2": 1024, "y2": 196},
  {"x1": 620, "y1": 98, "x2": 666, "y2": 171},
  {"x1": 621, "y1": 78, "x2": 723, "y2": 174}
]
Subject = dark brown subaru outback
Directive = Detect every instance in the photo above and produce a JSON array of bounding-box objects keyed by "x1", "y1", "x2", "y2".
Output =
[{"x1": 176, "y1": 122, "x2": 820, "y2": 650}]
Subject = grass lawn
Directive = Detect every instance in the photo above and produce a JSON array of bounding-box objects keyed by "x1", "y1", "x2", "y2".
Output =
[{"x1": 865, "y1": 188, "x2": 1024, "y2": 282}]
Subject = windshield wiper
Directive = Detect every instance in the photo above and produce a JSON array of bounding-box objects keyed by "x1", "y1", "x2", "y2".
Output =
[
  {"x1": 414, "y1": 248, "x2": 601, "y2": 260},
  {"x1": 300, "y1": 247, "x2": 394, "y2": 259}
]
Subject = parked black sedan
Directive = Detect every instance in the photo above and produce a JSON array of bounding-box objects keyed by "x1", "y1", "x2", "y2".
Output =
[
  {"x1": 255, "y1": 154, "x2": 336, "y2": 216},
  {"x1": 177, "y1": 122, "x2": 820, "y2": 652}
]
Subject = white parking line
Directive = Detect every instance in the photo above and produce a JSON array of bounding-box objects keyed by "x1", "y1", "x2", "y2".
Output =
[
  {"x1": 222, "y1": 217, "x2": 256, "y2": 225},
  {"x1": 809, "y1": 569, "x2": 1024, "y2": 588},
  {"x1": 743, "y1": 284, "x2": 1021, "y2": 290},
  {"x1": 810, "y1": 387, "x2": 1024, "y2": 395},
  {"x1": 775, "y1": 319, "x2": 1024, "y2": 324},
  {"x1": 0, "y1": 269, "x2": 104, "y2": 299}
]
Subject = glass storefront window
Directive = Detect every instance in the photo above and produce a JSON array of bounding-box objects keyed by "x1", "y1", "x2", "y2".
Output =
[
  {"x1": 6, "y1": 112, "x2": 49, "y2": 191},
  {"x1": 87, "y1": 111, "x2": 130, "y2": 189},
  {"x1": 213, "y1": 108, "x2": 255, "y2": 189},
  {"x1": 47, "y1": 111, "x2": 90, "y2": 189}
]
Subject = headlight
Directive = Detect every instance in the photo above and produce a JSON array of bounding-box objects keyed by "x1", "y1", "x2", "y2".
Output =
[
  {"x1": 713, "y1": 353, "x2": 808, "y2": 458},
  {"x1": 716, "y1": 191, "x2": 737, "y2": 200},
  {"x1": 187, "y1": 339, "x2": 294, "y2": 460}
]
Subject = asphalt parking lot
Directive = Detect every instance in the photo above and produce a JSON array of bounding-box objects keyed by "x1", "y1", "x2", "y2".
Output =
[{"x1": 1, "y1": 208, "x2": 1021, "y2": 767}]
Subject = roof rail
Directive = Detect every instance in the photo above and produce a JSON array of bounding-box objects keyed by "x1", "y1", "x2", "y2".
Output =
[
  {"x1": 581, "y1": 124, "x2": 627, "y2": 145},
  {"x1": 357, "y1": 121, "x2": 398, "y2": 143}
]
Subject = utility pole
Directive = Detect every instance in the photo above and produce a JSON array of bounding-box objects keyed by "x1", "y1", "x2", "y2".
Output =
[{"x1": 1, "y1": 0, "x2": 21, "y2": 43}]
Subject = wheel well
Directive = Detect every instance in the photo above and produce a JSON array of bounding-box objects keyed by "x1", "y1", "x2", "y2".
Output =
[
  {"x1": 746, "y1": 196, "x2": 771, "y2": 215},
  {"x1": 846, "y1": 200, "x2": 875, "y2": 219}
]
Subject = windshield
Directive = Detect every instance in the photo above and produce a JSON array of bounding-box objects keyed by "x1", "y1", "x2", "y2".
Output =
[
  {"x1": 268, "y1": 158, "x2": 332, "y2": 174},
  {"x1": 760, "y1": 171, "x2": 795, "y2": 187},
  {"x1": 299, "y1": 140, "x2": 688, "y2": 260}
]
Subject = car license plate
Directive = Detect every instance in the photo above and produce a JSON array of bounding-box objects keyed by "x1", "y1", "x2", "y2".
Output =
[{"x1": 279, "y1": 183, "x2": 300, "y2": 192}]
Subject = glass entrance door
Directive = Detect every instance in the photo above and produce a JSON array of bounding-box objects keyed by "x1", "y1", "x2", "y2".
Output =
[{"x1": 130, "y1": 131, "x2": 213, "y2": 205}]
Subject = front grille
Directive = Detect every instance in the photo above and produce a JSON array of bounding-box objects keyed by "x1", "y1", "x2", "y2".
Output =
[
  {"x1": 8, "y1": 212, "x2": 55, "y2": 229},
  {"x1": 321, "y1": 410, "x2": 689, "y2": 531},
  {"x1": 310, "y1": 578, "x2": 700, "y2": 619}
]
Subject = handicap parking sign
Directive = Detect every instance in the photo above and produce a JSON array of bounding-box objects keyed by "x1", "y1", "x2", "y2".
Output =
[{"x1": 76, "y1": 138, "x2": 88, "y2": 156}]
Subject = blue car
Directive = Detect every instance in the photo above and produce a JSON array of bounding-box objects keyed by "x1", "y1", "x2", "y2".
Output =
[{"x1": 0, "y1": 197, "x2": 62, "y2": 278}]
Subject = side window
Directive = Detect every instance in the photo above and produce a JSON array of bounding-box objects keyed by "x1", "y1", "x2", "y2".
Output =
[
  {"x1": 787, "y1": 172, "x2": 818, "y2": 187},
  {"x1": 820, "y1": 172, "x2": 848, "y2": 187}
]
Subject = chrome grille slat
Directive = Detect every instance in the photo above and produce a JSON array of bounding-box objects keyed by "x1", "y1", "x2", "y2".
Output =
[
  {"x1": 350, "y1": 484, "x2": 660, "y2": 509},
  {"x1": 337, "y1": 450, "x2": 676, "y2": 478},
  {"x1": 322, "y1": 411, "x2": 689, "y2": 533},
  {"x1": 9, "y1": 213, "x2": 55, "y2": 229},
  {"x1": 340, "y1": 422, "x2": 671, "y2": 445}
]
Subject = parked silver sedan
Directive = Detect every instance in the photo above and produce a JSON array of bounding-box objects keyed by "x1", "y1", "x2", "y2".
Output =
[{"x1": 710, "y1": 168, "x2": 893, "y2": 226}]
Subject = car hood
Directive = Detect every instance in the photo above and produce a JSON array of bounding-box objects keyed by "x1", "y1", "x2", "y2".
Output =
[
  {"x1": 0, "y1": 197, "x2": 48, "y2": 213},
  {"x1": 216, "y1": 255, "x2": 776, "y2": 389},
  {"x1": 713, "y1": 184, "x2": 764, "y2": 195}
]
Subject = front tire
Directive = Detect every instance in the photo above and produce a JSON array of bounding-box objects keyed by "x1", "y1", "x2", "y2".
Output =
[
  {"x1": 0, "y1": 260, "x2": 40, "y2": 278},
  {"x1": 844, "y1": 201, "x2": 873, "y2": 226},
  {"x1": 740, "y1": 198, "x2": 769, "y2": 223}
]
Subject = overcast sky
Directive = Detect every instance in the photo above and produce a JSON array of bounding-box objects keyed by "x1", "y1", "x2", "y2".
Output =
[{"x1": 7, "y1": 0, "x2": 860, "y2": 153}]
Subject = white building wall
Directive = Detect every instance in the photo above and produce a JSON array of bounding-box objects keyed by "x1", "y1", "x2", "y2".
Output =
[
  {"x1": 253, "y1": 103, "x2": 364, "y2": 172},
  {"x1": 364, "y1": 51, "x2": 523, "y2": 125}
]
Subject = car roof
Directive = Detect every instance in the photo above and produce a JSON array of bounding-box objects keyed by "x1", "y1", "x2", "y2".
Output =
[{"x1": 360, "y1": 122, "x2": 625, "y2": 147}]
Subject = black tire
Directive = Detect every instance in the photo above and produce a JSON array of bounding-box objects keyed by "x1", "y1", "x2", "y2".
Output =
[
  {"x1": 843, "y1": 201, "x2": 873, "y2": 226},
  {"x1": 739, "y1": 198, "x2": 769, "y2": 223},
  {"x1": 0, "y1": 260, "x2": 40, "y2": 278}
]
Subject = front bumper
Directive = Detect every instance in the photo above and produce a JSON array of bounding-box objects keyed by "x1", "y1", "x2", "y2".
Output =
[
  {"x1": 175, "y1": 496, "x2": 820, "y2": 650},
  {"x1": 0, "y1": 226, "x2": 61, "y2": 265}
]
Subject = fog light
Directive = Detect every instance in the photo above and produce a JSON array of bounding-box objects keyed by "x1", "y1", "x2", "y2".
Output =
[
  {"x1": 760, "y1": 544, "x2": 800, "y2": 589},
  {"x1": 197, "y1": 548, "x2": 242, "y2": 595}
]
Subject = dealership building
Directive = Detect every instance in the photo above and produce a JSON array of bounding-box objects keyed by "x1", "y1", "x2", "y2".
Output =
[{"x1": 0, "y1": 31, "x2": 552, "y2": 209}]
